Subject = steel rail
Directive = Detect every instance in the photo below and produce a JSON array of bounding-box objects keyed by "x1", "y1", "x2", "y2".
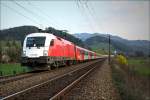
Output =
[
  {"x1": 49, "y1": 61, "x2": 98, "y2": 100},
  {"x1": 0, "y1": 70, "x2": 49, "y2": 84},
  {"x1": 1, "y1": 59, "x2": 102, "y2": 100}
]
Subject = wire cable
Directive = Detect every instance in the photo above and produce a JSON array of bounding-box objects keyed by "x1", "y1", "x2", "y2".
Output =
[
  {"x1": 85, "y1": 1, "x2": 103, "y2": 31},
  {"x1": 84, "y1": 1, "x2": 99, "y2": 31},
  {"x1": 12, "y1": 0, "x2": 54, "y2": 29},
  {"x1": 1, "y1": 3, "x2": 40, "y2": 25},
  {"x1": 76, "y1": 0, "x2": 95, "y2": 32},
  {"x1": 26, "y1": 0, "x2": 65, "y2": 30}
]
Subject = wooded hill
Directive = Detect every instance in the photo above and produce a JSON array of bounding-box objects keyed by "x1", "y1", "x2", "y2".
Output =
[
  {"x1": 0, "y1": 26, "x2": 85, "y2": 47},
  {"x1": 74, "y1": 33, "x2": 150, "y2": 56}
]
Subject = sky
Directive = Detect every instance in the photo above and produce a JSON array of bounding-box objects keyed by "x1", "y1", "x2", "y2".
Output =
[{"x1": 0, "y1": 0, "x2": 150, "y2": 40}]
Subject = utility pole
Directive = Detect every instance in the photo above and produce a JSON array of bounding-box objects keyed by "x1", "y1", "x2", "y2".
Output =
[{"x1": 108, "y1": 34, "x2": 111, "y2": 64}]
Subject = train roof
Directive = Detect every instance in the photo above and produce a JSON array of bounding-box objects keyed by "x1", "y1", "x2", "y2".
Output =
[
  {"x1": 76, "y1": 46, "x2": 96, "y2": 54},
  {"x1": 26, "y1": 33, "x2": 56, "y2": 39},
  {"x1": 26, "y1": 33, "x2": 101, "y2": 55}
]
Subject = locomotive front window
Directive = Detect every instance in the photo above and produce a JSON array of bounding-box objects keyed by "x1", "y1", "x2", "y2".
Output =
[{"x1": 26, "y1": 37, "x2": 46, "y2": 47}]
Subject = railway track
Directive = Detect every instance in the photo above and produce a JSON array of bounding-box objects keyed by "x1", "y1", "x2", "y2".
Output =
[
  {"x1": 0, "y1": 60, "x2": 97, "y2": 85},
  {"x1": 1, "y1": 60, "x2": 100, "y2": 98},
  {"x1": 0, "y1": 70, "x2": 49, "y2": 84},
  {"x1": 50, "y1": 60, "x2": 102, "y2": 100},
  {"x1": 1, "y1": 59, "x2": 105, "y2": 100}
]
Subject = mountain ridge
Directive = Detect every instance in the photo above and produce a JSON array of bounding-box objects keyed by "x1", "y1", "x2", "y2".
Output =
[
  {"x1": 73, "y1": 33, "x2": 150, "y2": 56},
  {"x1": 0, "y1": 26, "x2": 149, "y2": 56}
]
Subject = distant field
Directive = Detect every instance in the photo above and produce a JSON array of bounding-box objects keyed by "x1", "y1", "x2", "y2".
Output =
[
  {"x1": 0, "y1": 63, "x2": 31, "y2": 76},
  {"x1": 128, "y1": 57, "x2": 150, "y2": 76}
]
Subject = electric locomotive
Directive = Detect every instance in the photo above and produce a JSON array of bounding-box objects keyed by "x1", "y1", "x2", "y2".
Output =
[{"x1": 21, "y1": 33, "x2": 100, "y2": 69}]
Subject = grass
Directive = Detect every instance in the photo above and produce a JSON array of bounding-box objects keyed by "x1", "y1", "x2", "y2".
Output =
[
  {"x1": 0, "y1": 63, "x2": 31, "y2": 76},
  {"x1": 111, "y1": 62, "x2": 135, "y2": 100},
  {"x1": 111, "y1": 57, "x2": 150, "y2": 100},
  {"x1": 127, "y1": 57, "x2": 150, "y2": 76}
]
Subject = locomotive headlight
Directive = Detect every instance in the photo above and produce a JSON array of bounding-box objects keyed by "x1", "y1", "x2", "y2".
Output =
[{"x1": 43, "y1": 50, "x2": 48, "y2": 56}]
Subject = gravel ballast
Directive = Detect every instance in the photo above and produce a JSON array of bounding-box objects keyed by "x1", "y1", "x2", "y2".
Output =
[
  {"x1": 0, "y1": 60, "x2": 98, "y2": 98},
  {"x1": 66, "y1": 60, "x2": 121, "y2": 100}
]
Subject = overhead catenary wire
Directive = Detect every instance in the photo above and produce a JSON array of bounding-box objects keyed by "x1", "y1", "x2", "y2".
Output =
[
  {"x1": 85, "y1": 1, "x2": 103, "y2": 31},
  {"x1": 77, "y1": 0, "x2": 102, "y2": 33},
  {"x1": 84, "y1": 2, "x2": 98, "y2": 28},
  {"x1": 26, "y1": 0, "x2": 66, "y2": 30},
  {"x1": 76, "y1": 0, "x2": 95, "y2": 32},
  {"x1": 78, "y1": 0, "x2": 95, "y2": 32},
  {"x1": 2, "y1": 0, "x2": 99, "y2": 33},
  {"x1": 1, "y1": 3, "x2": 40, "y2": 26},
  {"x1": 83, "y1": 0, "x2": 101, "y2": 32},
  {"x1": 12, "y1": 0, "x2": 45, "y2": 28},
  {"x1": 13, "y1": 0, "x2": 61, "y2": 29}
]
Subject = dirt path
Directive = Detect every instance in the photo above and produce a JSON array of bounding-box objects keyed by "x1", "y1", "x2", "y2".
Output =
[{"x1": 65, "y1": 60, "x2": 121, "y2": 100}]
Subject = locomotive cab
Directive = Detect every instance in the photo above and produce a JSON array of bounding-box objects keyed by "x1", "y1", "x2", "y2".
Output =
[{"x1": 21, "y1": 33, "x2": 55, "y2": 67}]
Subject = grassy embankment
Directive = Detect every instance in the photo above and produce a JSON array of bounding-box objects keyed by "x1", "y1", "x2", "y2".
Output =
[
  {"x1": 111, "y1": 57, "x2": 150, "y2": 100},
  {"x1": 0, "y1": 63, "x2": 31, "y2": 76}
]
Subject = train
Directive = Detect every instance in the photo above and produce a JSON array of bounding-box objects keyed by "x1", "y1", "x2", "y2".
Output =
[{"x1": 21, "y1": 33, "x2": 103, "y2": 69}]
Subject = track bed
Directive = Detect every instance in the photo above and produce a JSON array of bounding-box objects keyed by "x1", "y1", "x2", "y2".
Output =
[{"x1": 0, "y1": 59, "x2": 103, "y2": 99}]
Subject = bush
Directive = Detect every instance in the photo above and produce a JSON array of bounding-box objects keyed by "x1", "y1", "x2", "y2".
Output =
[
  {"x1": 1, "y1": 55, "x2": 10, "y2": 63},
  {"x1": 116, "y1": 54, "x2": 128, "y2": 66},
  {"x1": 0, "y1": 40, "x2": 21, "y2": 63}
]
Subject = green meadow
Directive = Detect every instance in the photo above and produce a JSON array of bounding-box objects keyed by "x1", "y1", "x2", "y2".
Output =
[
  {"x1": 0, "y1": 63, "x2": 31, "y2": 76},
  {"x1": 128, "y1": 57, "x2": 150, "y2": 76},
  {"x1": 112, "y1": 57, "x2": 150, "y2": 100}
]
